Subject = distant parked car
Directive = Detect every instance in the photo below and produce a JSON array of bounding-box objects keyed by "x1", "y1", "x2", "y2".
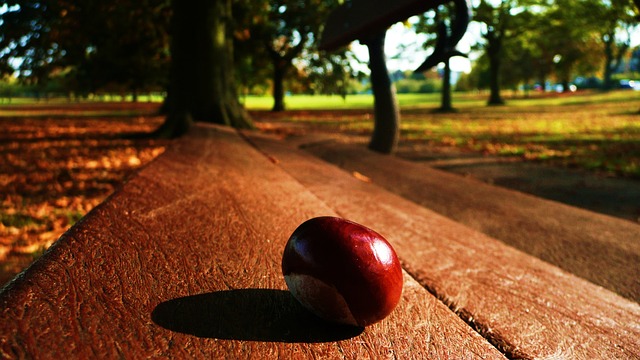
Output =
[
  {"x1": 619, "y1": 79, "x2": 640, "y2": 90},
  {"x1": 554, "y1": 84, "x2": 577, "y2": 93}
]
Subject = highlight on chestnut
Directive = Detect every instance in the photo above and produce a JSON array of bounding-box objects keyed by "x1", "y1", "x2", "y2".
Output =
[{"x1": 282, "y1": 216, "x2": 403, "y2": 327}]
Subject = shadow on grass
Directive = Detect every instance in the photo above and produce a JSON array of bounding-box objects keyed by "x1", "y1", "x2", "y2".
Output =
[{"x1": 152, "y1": 289, "x2": 364, "y2": 342}]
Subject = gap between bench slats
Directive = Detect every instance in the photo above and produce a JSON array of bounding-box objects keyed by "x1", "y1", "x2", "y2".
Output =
[{"x1": 245, "y1": 130, "x2": 640, "y2": 360}]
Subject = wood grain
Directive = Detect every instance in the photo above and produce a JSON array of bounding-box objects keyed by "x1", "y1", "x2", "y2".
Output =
[
  {"x1": 299, "y1": 139, "x2": 640, "y2": 303},
  {"x1": 0, "y1": 125, "x2": 502, "y2": 359},
  {"x1": 247, "y1": 131, "x2": 640, "y2": 359}
]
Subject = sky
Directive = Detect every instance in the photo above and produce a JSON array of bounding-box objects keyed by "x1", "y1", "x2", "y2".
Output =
[
  {"x1": 349, "y1": 20, "x2": 479, "y2": 75},
  {"x1": 350, "y1": 13, "x2": 640, "y2": 76}
]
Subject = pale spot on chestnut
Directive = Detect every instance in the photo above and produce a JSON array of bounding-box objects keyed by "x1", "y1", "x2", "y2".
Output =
[
  {"x1": 284, "y1": 273, "x2": 357, "y2": 326},
  {"x1": 282, "y1": 216, "x2": 403, "y2": 327}
]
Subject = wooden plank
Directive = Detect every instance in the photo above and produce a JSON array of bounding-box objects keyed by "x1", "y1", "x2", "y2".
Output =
[
  {"x1": 298, "y1": 139, "x2": 640, "y2": 303},
  {"x1": 0, "y1": 125, "x2": 503, "y2": 359},
  {"x1": 320, "y1": 0, "x2": 444, "y2": 50},
  {"x1": 246, "y1": 131, "x2": 640, "y2": 360}
]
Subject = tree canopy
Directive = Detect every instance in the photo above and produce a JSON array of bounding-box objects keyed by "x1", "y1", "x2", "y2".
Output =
[
  {"x1": 0, "y1": 0, "x2": 171, "y2": 96},
  {"x1": 234, "y1": 0, "x2": 355, "y2": 111},
  {"x1": 1, "y1": 0, "x2": 638, "y2": 109},
  {"x1": 463, "y1": 0, "x2": 639, "y2": 100},
  {"x1": 0, "y1": 0, "x2": 353, "y2": 103}
]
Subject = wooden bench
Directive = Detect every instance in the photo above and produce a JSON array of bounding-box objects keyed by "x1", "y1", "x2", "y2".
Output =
[
  {"x1": 245, "y1": 131, "x2": 640, "y2": 359},
  {"x1": 1, "y1": 124, "x2": 639, "y2": 359},
  {"x1": 289, "y1": 135, "x2": 640, "y2": 303}
]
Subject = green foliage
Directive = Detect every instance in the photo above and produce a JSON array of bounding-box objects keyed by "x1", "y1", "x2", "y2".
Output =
[
  {"x1": 394, "y1": 77, "x2": 441, "y2": 94},
  {"x1": 0, "y1": 0, "x2": 171, "y2": 96},
  {"x1": 233, "y1": 0, "x2": 357, "y2": 110},
  {"x1": 60, "y1": 210, "x2": 84, "y2": 227},
  {"x1": 2, "y1": 0, "x2": 637, "y2": 103},
  {"x1": 1, "y1": 0, "x2": 357, "y2": 104},
  {"x1": 465, "y1": 0, "x2": 639, "y2": 94},
  {"x1": 0, "y1": 213, "x2": 42, "y2": 229},
  {"x1": 588, "y1": 0, "x2": 637, "y2": 89}
]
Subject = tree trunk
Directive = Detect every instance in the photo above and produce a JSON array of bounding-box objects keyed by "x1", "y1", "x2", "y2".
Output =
[
  {"x1": 487, "y1": 50, "x2": 504, "y2": 105},
  {"x1": 267, "y1": 35, "x2": 306, "y2": 113},
  {"x1": 441, "y1": 59, "x2": 453, "y2": 111},
  {"x1": 486, "y1": 32, "x2": 504, "y2": 106},
  {"x1": 603, "y1": 34, "x2": 614, "y2": 91},
  {"x1": 159, "y1": 0, "x2": 252, "y2": 138},
  {"x1": 272, "y1": 60, "x2": 287, "y2": 112},
  {"x1": 364, "y1": 31, "x2": 399, "y2": 154},
  {"x1": 538, "y1": 73, "x2": 546, "y2": 92}
]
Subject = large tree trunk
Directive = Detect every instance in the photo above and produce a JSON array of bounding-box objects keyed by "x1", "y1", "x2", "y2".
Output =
[
  {"x1": 159, "y1": 0, "x2": 252, "y2": 138},
  {"x1": 364, "y1": 31, "x2": 399, "y2": 154}
]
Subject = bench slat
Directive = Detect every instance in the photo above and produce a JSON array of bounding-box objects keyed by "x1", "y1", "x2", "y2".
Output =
[
  {"x1": 247, "y1": 132, "x2": 640, "y2": 359},
  {"x1": 320, "y1": 0, "x2": 442, "y2": 50},
  {"x1": 1, "y1": 125, "x2": 502, "y2": 359},
  {"x1": 302, "y1": 139, "x2": 640, "y2": 302}
]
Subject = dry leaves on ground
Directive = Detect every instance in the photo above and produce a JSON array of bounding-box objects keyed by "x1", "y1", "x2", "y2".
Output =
[{"x1": 0, "y1": 102, "x2": 170, "y2": 286}]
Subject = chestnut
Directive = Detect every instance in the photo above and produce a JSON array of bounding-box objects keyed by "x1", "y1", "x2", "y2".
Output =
[{"x1": 282, "y1": 216, "x2": 403, "y2": 327}]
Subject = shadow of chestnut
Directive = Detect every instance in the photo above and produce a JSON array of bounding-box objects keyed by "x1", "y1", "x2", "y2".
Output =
[{"x1": 151, "y1": 289, "x2": 364, "y2": 342}]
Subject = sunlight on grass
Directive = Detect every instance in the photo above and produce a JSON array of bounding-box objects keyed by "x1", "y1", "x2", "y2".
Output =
[
  {"x1": 243, "y1": 94, "x2": 373, "y2": 110},
  {"x1": 399, "y1": 98, "x2": 640, "y2": 177},
  {"x1": 243, "y1": 92, "x2": 489, "y2": 110},
  {"x1": 252, "y1": 90, "x2": 640, "y2": 178}
]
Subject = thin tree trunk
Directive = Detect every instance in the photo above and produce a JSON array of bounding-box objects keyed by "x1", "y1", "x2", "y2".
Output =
[
  {"x1": 364, "y1": 31, "x2": 399, "y2": 154},
  {"x1": 267, "y1": 35, "x2": 306, "y2": 112},
  {"x1": 159, "y1": 0, "x2": 252, "y2": 138},
  {"x1": 272, "y1": 60, "x2": 286, "y2": 112},
  {"x1": 603, "y1": 34, "x2": 614, "y2": 91},
  {"x1": 441, "y1": 59, "x2": 453, "y2": 111},
  {"x1": 487, "y1": 48, "x2": 504, "y2": 105},
  {"x1": 485, "y1": 30, "x2": 504, "y2": 106},
  {"x1": 538, "y1": 72, "x2": 546, "y2": 92}
]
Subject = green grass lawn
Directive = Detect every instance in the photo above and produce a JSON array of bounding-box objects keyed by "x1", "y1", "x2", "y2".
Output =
[
  {"x1": 242, "y1": 92, "x2": 481, "y2": 110},
  {"x1": 242, "y1": 89, "x2": 637, "y2": 110},
  {"x1": 248, "y1": 90, "x2": 640, "y2": 178},
  {"x1": 3, "y1": 90, "x2": 639, "y2": 177}
]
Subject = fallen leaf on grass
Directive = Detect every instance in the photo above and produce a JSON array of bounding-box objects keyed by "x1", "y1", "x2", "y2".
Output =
[{"x1": 0, "y1": 102, "x2": 170, "y2": 286}]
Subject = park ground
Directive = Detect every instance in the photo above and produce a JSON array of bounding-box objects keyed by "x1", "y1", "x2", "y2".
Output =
[{"x1": 1, "y1": 90, "x2": 639, "y2": 286}]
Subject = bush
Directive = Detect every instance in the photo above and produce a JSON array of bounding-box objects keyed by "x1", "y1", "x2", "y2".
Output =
[{"x1": 394, "y1": 78, "x2": 441, "y2": 94}]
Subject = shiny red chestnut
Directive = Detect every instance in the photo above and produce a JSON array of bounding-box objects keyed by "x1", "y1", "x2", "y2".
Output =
[{"x1": 282, "y1": 216, "x2": 403, "y2": 327}]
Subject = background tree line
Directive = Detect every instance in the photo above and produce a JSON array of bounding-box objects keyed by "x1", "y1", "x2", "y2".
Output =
[
  {"x1": 463, "y1": 0, "x2": 638, "y2": 104},
  {"x1": 1, "y1": 0, "x2": 638, "y2": 111},
  {"x1": 0, "y1": 0, "x2": 358, "y2": 111}
]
